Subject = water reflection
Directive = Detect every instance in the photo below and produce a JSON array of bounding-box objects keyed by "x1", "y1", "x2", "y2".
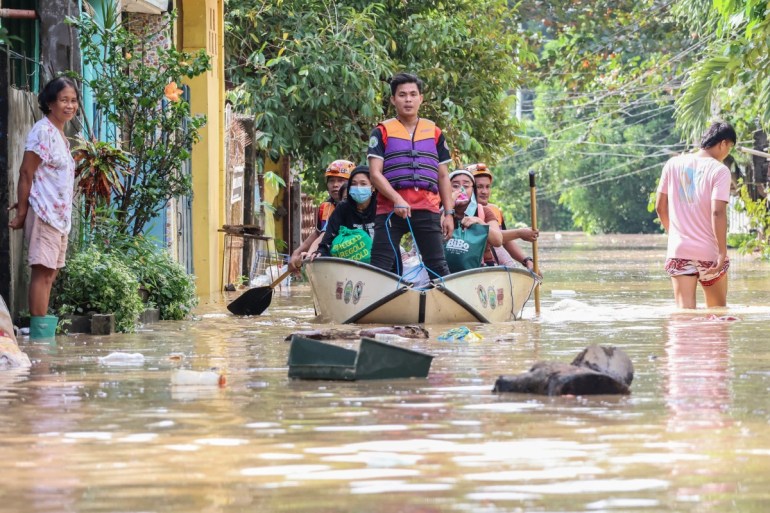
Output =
[{"x1": 664, "y1": 315, "x2": 732, "y2": 432}]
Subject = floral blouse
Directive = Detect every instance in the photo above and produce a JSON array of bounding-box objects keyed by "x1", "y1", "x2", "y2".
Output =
[{"x1": 25, "y1": 117, "x2": 76, "y2": 234}]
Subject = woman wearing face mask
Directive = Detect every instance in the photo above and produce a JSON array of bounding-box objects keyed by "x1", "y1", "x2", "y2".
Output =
[
  {"x1": 314, "y1": 166, "x2": 378, "y2": 258},
  {"x1": 448, "y1": 169, "x2": 503, "y2": 267}
]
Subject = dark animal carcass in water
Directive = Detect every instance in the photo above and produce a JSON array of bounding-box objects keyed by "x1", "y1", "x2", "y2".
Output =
[
  {"x1": 286, "y1": 325, "x2": 429, "y2": 341},
  {"x1": 493, "y1": 345, "x2": 633, "y2": 396}
]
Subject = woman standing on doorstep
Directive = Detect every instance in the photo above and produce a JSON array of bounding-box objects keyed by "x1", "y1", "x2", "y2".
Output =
[{"x1": 8, "y1": 77, "x2": 79, "y2": 322}]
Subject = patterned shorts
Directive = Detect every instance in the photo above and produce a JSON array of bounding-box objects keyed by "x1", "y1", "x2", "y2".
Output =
[{"x1": 664, "y1": 257, "x2": 730, "y2": 287}]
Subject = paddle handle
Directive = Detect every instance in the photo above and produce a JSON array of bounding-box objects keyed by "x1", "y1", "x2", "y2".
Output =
[
  {"x1": 529, "y1": 170, "x2": 541, "y2": 316},
  {"x1": 270, "y1": 269, "x2": 293, "y2": 290}
]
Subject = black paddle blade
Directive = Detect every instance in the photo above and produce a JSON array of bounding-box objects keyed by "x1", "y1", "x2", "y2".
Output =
[{"x1": 226, "y1": 286, "x2": 274, "y2": 316}]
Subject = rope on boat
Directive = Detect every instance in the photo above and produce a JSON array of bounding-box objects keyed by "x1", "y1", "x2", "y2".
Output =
[{"x1": 385, "y1": 211, "x2": 445, "y2": 290}]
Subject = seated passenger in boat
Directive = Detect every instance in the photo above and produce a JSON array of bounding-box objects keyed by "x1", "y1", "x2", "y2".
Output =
[
  {"x1": 313, "y1": 166, "x2": 377, "y2": 260},
  {"x1": 446, "y1": 169, "x2": 503, "y2": 270}
]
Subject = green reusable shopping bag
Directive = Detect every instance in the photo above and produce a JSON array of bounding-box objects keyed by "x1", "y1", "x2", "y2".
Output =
[
  {"x1": 443, "y1": 223, "x2": 489, "y2": 273},
  {"x1": 331, "y1": 226, "x2": 373, "y2": 263}
]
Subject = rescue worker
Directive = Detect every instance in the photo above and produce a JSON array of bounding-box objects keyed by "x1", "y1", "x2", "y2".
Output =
[
  {"x1": 289, "y1": 159, "x2": 354, "y2": 271},
  {"x1": 467, "y1": 163, "x2": 537, "y2": 271},
  {"x1": 367, "y1": 73, "x2": 454, "y2": 276}
]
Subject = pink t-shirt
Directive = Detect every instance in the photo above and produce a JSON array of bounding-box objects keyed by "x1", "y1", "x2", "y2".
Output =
[
  {"x1": 25, "y1": 117, "x2": 76, "y2": 234},
  {"x1": 657, "y1": 154, "x2": 730, "y2": 261}
]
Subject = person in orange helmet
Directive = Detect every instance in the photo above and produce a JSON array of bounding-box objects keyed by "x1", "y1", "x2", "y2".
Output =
[
  {"x1": 467, "y1": 163, "x2": 538, "y2": 271},
  {"x1": 289, "y1": 159, "x2": 354, "y2": 271}
]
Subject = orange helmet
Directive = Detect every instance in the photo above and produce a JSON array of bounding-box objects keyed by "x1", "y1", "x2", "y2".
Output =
[
  {"x1": 325, "y1": 160, "x2": 355, "y2": 180},
  {"x1": 466, "y1": 163, "x2": 492, "y2": 181}
]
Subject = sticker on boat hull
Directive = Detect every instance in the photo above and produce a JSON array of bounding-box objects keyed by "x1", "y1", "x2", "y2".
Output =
[
  {"x1": 336, "y1": 281, "x2": 344, "y2": 300},
  {"x1": 476, "y1": 285, "x2": 488, "y2": 308},
  {"x1": 488, "y1": 286, "x2": 497, "y2": 309},
  {"x1": 343, "y1": 280, "x2": 354, "y2": 304},
  {"x1": 352, "y1": 281, "x2": 363, "y2": 304}
]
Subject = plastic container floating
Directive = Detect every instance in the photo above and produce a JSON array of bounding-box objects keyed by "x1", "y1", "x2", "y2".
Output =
[
  {"x1": 287, "y1": 335, "x2": 434, "y2": 381},
  {"x1": 171, "y1": 369, "x2": 226, "y2": 387},
  {"x1": 29, "y1": 315, "x2": 58, "y2": 340},
  {"x1": 98, "y1": 352, "x2": 145, "y2": 366}
]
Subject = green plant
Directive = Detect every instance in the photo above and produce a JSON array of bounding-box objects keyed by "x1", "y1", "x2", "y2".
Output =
[
  {"x1": 727, "y1": 232, "x2": 754, "y2": 249},
  {"x1": 137, "y1": 250, "x2": 198, "y2": 320},
  {"x1": 67, "y1": 6, "x2": 210, "y2": 236},
  {"x1": 72, "y1": 218, "x2": 198, "y2": 320},
  {"x1": 53, "y1": 247, "x2": 144, "y2": 333},
  {"x1": 72, "y1": 138, "x2": 131, "y2": 229},
  {"x1": 734, "y1": 184, "x2": 770, "y2": 259}
]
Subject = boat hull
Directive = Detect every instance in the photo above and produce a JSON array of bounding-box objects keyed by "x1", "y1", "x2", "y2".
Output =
[{"x1": 305, "y1": 258, "x2": 538, "y2": 324}]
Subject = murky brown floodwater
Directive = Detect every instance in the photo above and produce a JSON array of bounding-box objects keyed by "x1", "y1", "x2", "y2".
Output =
[{"x1": 2, "y1": 233, "x2": 770, "y2": 513}]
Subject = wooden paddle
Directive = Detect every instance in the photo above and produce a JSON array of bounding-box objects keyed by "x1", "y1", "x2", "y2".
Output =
[
  {"x1": 529, "y1": 170, "x2": 541, "y2": 316},
  {"x1": 226, "y1": 269, "x2": 292, "y2": 316}
]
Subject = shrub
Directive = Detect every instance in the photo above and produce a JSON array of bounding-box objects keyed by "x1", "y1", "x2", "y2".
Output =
[
  {"x1": 54, "y1": 247, "x2": 144, "y2": 332},
  {"x1": 136, "y1": 250, "x2": 198, "y2": 320}
]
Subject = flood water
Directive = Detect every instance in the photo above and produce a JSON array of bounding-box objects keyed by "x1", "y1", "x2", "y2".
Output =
[{"x1": 2, "y1": 233, "x2": 770, "y2": 512}]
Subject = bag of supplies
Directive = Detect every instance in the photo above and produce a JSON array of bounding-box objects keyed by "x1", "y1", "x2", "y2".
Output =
[{"x1": 330, "y1": 226, "x2": 373, "y2": 263}]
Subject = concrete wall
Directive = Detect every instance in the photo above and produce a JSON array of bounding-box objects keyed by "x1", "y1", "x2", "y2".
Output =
[
  {"x1": 180, "y1": 0, "x2": 225, "y2": 300},
  {"x1": 0, "y1": 0, "x2": 82, "y2": 316},
  {"x1": 2, "y1": 87, "x2": 39, "y2": 316},
  {"x1": 38, "y1": 0, "x2": 82, "y2": 80}
]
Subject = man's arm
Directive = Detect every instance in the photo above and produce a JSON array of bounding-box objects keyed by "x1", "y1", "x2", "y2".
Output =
[
  {"x1": 437, "y1": 162, "x2": 454, "y2": 239},
  {"x1": 655, "y1": 192, "x2": 670, "y2": 233},
  {"x1": 369, "y1": 156, "x2": 411, "y2": 218},
  {"x1": 502, "y1": 227, "x2": 539, "y2": 243},
  {"x1": 503, "y1": 240, "x2": 534, "y2": 271},
  {"x1": 707, "y1": 199, "x2": 728, "y2": 273},
  {"x1": 289, "y1": 231, "x2": 321, "y2": 271}
]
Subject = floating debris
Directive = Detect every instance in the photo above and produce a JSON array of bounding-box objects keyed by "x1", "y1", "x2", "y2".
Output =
[{"x1": 98, "y1": 352, "x2": 145, "y2": 366}]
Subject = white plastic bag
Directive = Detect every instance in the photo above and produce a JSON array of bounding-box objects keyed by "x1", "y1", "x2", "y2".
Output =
[{"x1": 402, "y1": 255, "x2": 431, "y2": 288}]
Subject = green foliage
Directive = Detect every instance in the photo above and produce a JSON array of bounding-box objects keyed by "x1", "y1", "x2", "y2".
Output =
[
  {"x1": 225, "y1": 0, "x2": 391, "y2": 176},
  {"x1": 72, "y1": 138, "x2": 131, "y2": 228},
  {"x1": 491, "y1": 1, "x2": 697, "y2": 233},
  {"x1": 225, "y1": 0, "x2": 532, "y2": 188},
  {"x1": 674, "y1": 0, "x2": 770, "y2": 138},
  {"x1": 54, "y1": 247, "x2": 144, "y2": 333},
  {"x1": 734, "y1": 183, "x2": 770, "y2": 258},
  {"x1": 139, "y1": 250, "x2": 199, "y2": 320},
  {"x1": 68, "y1": 7, "x2": 210, "y2": 236},
  {"x1": 79, "y1": 212, "x2": 199, "y2": 320}
]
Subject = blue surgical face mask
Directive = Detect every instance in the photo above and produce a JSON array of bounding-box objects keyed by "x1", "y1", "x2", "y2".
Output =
[
  {"x1": 466, "y1": 191, "x2": 478, "y2": 217},
  {"x1": 348, "y1": 186, "x2": 373, "y2": 204}
]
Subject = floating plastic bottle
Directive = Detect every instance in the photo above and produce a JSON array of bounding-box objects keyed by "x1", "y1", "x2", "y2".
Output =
[
  {"x1": 171, "y1": 369, "x2": 226, "y2": 387},
  {"x1": 98, "y1": 352, "x2": 145, "y2": 365},
  {"x1": 373, "y1": 333, "x2": 411, "y2": 343}
]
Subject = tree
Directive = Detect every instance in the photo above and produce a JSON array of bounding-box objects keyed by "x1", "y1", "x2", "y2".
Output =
[
  {"x1": 224, "y1": 0, "x2": 534, "y2": 188},
  {"x1": 69, "y1": 7, "x2": 210, "y2": 236},
  {"x1": 494, "y1": 0, "x2": 697, "y2": 233},
  {"x1": 225, "y1": 0, "x2": 392, "y2": 177},
  {"x1": 674, "y1": 0, "x2": 770, "y2": 139}
]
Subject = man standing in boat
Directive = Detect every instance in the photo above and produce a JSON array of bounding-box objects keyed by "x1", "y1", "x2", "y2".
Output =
[
  {"x1": 289, "y1": 159, "x2": 354, "y2": 271},
  {"x1": 367, "y1": 73, "x2": 454, "y2": 276},
  {"x1": 468, "y1": 163, "x2": 537, "y2": 272}
]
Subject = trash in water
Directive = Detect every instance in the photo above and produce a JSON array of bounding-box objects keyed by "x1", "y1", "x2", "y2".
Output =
[
  {"x1": 171, "y1": 369, "x2": 226, "y2": 387},
  {"x1": 437, "y1": 326, "x2": 483, "y2": 342},
  {"x1": 168, "y1": 353, "x2": 185, "y2": 361},
  {"x1": 699, "y1": 314, "x2": 741, "y2": 322},
  {"x1": 98, "y1": 352, "x2": 145, "y2": 366},
  {"x1": 373, "y1": 333, "x2": 411, "y2": 343}
]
